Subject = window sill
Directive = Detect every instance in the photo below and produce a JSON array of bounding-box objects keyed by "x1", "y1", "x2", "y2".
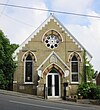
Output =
[
  {"x1": 71, "y1": 82, "x2": 79, "y2": 84},
  {"x1": 24, "y1": 82, "x2": 34, "y2": 84}
]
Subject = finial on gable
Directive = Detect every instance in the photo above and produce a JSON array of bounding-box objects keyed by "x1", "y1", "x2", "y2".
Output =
[{"x1": 50, "y1": 12, "x2": 54, "y2": 16}]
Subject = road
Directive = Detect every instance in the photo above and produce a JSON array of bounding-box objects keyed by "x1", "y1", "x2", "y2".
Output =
[{"x1": 0, "y1": 94, "x2": 99, "y2": 110}]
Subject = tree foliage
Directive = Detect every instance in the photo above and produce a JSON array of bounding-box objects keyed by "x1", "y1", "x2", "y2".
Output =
[
  {"x1": 86, "y1": 62, "x2": 94, "y2": 81},
  {"x1": 0, "y1": 30, "x2": 19, "y2": 90},
  {"x1": 77, "y1": 82, "x2": 100, "y2": 99},
  {"x1": 77, "y1": 51, "x2": 99, "y2": 99},
  {"x1": 82, "y1": 50, "x2": 94, "y2": 83}
]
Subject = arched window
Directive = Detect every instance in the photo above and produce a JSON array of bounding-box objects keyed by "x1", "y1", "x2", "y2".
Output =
[
  {"x1": 25, "y1": 54, "x2": 33, "y2": 82},
  {"x1": 71, "y1": 55, "x2": 78, "y2": 82}
]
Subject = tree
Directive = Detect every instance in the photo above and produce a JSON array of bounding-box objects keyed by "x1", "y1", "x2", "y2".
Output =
[
  {"x1": 0, "y1": 30, "x2": 19, "y2": 90},
  {"x1": 77, "y1": 51, "x2": 99, "y2": 99},
  {"x1": 86, "y1": 63, "x2": 94, "y2": 82},
  {"x1": 82, "y1": 50, "x2": 94, "y2": 83}
]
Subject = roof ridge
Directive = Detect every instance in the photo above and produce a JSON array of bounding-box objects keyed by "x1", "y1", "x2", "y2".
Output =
[
  {"x1": 14, "y1": 14, "x2": 54, "y2": 56},
  {"x1": 13, "y1": 14, "x2": 92, "y2": 61},
  {"x1": 52, "y1": 15, "x2": 92, "y2": 59}
]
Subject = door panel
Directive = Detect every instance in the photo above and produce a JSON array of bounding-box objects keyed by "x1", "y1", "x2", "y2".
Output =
[
  {"x1": 46, "y1": 73, "x2": 60, "y2": 98},
  {"x1": 48, "y1": 75, "x2": 52, "y2": 96},
  {"x1": 55, "y1": 75, "x2": 59, "y2": 96}
]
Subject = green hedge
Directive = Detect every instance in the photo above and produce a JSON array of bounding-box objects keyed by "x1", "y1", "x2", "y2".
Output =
[{"x1": 77, "y1": 83, "x2": 100, "y2": 99}]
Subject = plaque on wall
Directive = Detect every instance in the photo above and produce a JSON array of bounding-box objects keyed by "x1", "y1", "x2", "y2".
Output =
[{"x1": 50, "y1": 55, "x2": 57, "y2": 63}]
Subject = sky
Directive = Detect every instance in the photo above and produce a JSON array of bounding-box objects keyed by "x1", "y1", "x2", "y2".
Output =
[{"x1": 0, "y1": 0, "x2": 100, "y2": 71}]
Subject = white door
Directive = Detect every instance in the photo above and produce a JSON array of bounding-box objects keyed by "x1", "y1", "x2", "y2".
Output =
[{"x1": 46, "y1": 73, "x2": 60, "y2": 98}]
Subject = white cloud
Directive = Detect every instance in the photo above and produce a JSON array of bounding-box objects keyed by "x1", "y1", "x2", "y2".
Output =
[
  {"x1": 0, "y1": 0, "x2": 48, "y2": 44},
  {"x1": 66, "y1": 11, "x2": 100, "y2": 70},
  {"x1": 0, "y1": 0, "x2": 100, "y2": 71},
  {"x1": 52, "y1": 0, "x2": 93, "y2": 13},
  {"x1": 51, "y1": 0, "x2": 94, "y2": 24}
]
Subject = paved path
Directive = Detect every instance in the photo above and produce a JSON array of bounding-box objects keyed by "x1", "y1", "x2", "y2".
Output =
[
  {"x1": 0, "y1": 89, "x2": 100, "y2": 108},
  {"x1": 0, "y1": 93, "x2": 100, "y2": 110}
]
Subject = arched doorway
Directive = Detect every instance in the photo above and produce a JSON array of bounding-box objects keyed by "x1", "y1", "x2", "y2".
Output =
[{"x1": 46, "y1": 68, "x2": 61, "y2": 99}]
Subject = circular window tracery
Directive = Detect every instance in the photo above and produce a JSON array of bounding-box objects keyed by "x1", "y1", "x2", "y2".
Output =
[{"x1": 44, "y1": 30, "x2": 61, "y2": 49}]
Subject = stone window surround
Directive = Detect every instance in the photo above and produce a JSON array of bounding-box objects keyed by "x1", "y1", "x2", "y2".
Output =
[
  {"x1": 69, "y1": 52, "x2": 82, "y2": 84},
  {"x1": 22, "y1": 51, "x2": 37, "y2": 84}
]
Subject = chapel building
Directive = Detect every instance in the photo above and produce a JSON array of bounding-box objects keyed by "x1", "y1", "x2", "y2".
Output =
[{"x1": 13, "y1": 14, "x2": 92, "y2": 99}]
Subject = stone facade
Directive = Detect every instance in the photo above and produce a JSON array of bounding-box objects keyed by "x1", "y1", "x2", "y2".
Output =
[{"x1": 13, "y1": 14, "x2": 92, "y2": 98}]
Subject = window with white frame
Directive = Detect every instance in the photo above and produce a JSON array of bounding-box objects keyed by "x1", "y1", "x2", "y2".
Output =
[
  {"x1": 25, "y1": 54, "x2": 33, "y2": 82},
  {"x1": 71, "y1": 55, "x2": 78, "y2": 82}
]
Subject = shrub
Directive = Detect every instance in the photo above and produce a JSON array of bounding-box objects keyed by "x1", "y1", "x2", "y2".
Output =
[
  {"x1": 77, "y1": 83, "x2": 100, "y2": 99},
  {"x1": 77, "y1": 83, "x2": 90, "y2": 98},
  {"x1": 96, "y1": 86, "x2": 100, "y2": 99}
]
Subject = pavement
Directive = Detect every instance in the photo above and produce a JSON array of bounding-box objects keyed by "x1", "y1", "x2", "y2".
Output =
[{"x1": 0, "y1": 89, "x2": 100, "y2": 108}]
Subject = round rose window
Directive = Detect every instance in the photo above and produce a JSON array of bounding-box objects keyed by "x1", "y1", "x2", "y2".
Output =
[
  {"x1": 44, "y1": 35, "x2": 60, "y2": 49},
  {"x1": 44, "y1": 30, "x2": 61, "y2": 49}
]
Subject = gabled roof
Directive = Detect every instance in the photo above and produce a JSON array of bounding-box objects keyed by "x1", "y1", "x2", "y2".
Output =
[
  {"x1": 13, "y1": 14, "x2": 92, "y2": 60},
  {"x1": 37, "y1": 51, "x2": 70, "y2": 71}
]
